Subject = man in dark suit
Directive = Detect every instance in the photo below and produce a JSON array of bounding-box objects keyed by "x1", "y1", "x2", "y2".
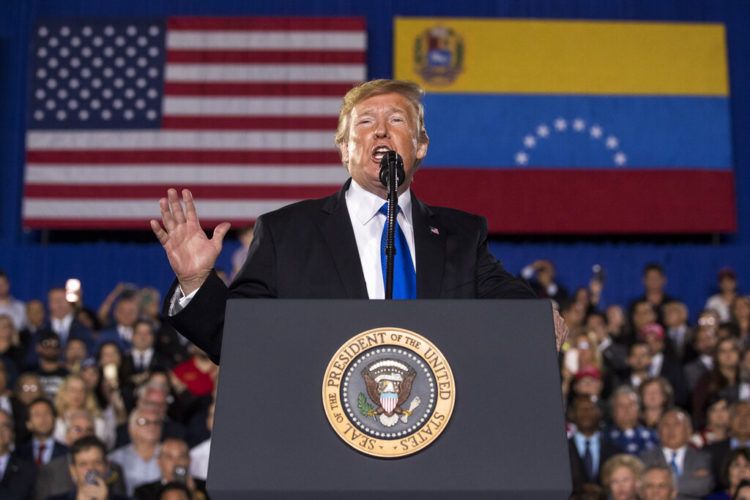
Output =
[
  {"x1": 568, "y1": 394, "x2": 622, "y2": 494},
  {"x1": 0, "y1": 409, "x2": 35, "y2": 500},
  {"x1": 639, "y1": 408, "x2": 713, "y2": 499},
  {"x1": 150, "y1": 79, "x2": 567, "y2": 363},
  {"x1": 14, "y1": 397, "x2": 67, "y2": 467}
]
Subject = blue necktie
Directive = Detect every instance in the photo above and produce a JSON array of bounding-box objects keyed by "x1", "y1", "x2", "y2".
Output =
[
  {"x1": 670, "y1": 450, "x2": 681, "y2": 477},
  {"x1": 379, "y1": 203, "x2": 416, "y2": 299}
]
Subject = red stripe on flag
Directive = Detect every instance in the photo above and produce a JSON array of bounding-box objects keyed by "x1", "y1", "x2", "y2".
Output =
[
  {"x1": 160, "y1": 116, "x2": 338, "y2": 130},
  {"x1": 23, "y1": 218, "x2": 265, "y2": 230},
  {"x1": 163, "y1": 82, "x2": 356, "y2": 96},
  {"x1": 166, "y1": 50, "x2": 365, "y2": 64},
  {"x1": 167, "y1": 17, "x2": 366, "y2": 31},
  {"x1": 26, "y1": 150, "x2": 341, "y2": 164},
  {"x1": 24, "y1": 184, "x2": 340, "y2": 199},
  {"x1": 414, "y1": 169, "x2": 737, "y2": 234}
]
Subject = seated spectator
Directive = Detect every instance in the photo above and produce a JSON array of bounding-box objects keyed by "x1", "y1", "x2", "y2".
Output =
[
  {"x1": 0, "y1": 408, "x2": 35, "y2": 499},
  {"x1": 620, "y1": 341, "x2": 653, "y2": 390},
  {"x1": 639, "y1": 377, "x2": 674, "y2": 430},
  {"x1": 133, "y1": 437, "x2": 207, "y2": 500},
  {"x1": 692, "y1": 337, "x2": 742, "y2": 429},
  {"x1": 108, "y1": 408, "x2": 162, "y2": 496},
  {"x1": 0, "y1": 271, "x2": 26, "y2": 330},
  {"x1": 630, "y1": 300, "x2": 658, "y2": 339},
  {"x1": 663, "y1": 301, "x2": 690, "y2": 362},
  {"x1": 0, "y1": 314, "x2": 23, "y2": 384},
  {"x1": 63, "y1": 338, "x2": 88, "y2": 374},
  {"x1": 639, "y1": 464, "x2": 677, "y2": 500},
  {"x1": 639, "y1": 408, "x2": 714, "y2": 498},
  {"x1": 601, "y1": 454, "x2": 645, "y2": 500},
  {"x1": 16, "y1": 398, "x2": 68, "y2": 467},
  {"x1": 568, "y1": 394, "x2": 622, "y2": 494},
  {"x1": 640, "y1": 323, "x2": 688, "y2": 408},
  {"x1": 606, "y1": 386, "x2": 659, "y2": 455},
  {"x1": 692, "y1": 396, "x2": 731, "y2": 448},
  {"x1": 521, "y1": 259, "x2": 569, "y2": 305},
  {"x1": 34, "y1": 409, "x2": 127, "y2": 500},
  {"x1": 123, "y1": 320, "x2": 171, "y2": 390},
  {"x1": 53, "y1": 374, "x2": 117, "y2": 450},
  {"x1": 706, "y1": 447, "x2": 750, "y2": 500},
  {"x1": 707, "y1": 401, "x2": 750, "y2": 491},
  {"x1": 12, "y1": 372, "x2": 43, "y2": 445},
  {"x1": 48, "y1": 435, "x2": 128, "y2": 500},
  {"x1": 98, "y1": 295, "x2": 140, "y2": 353},
  {"x1": 733, "y1": 297, "x2": 750, "y2": 343},
  {"x1": 189, "y1": 401, "x2": 213, "y2": 481},
  {"x1": 684, "y1": 325, "x2": 718, "y2": 392},
  {"x1": 32, "y1": 331, "x2": 69, "y2": 400},
  {"x1": 115, "y1": 379, "x2": 186, "y2": 448},
  {"x1": 706, "y1": 268, "x2": 739, "y2": 324}
]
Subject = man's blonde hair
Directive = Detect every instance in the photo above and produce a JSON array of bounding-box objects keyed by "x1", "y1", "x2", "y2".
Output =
[{"x1": 334, "y1": 79, "x2": 428, "y2": 146}]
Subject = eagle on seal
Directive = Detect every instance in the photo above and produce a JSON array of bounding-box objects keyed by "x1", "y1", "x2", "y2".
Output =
[{"x1": 362, "y1": 359, "x2": 421, "y2": 427}]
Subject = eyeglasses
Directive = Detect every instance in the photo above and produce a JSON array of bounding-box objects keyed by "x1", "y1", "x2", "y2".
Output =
[
  {"x1": 21, "y1": 384, "x2": 39, "y2": 392},
  {"x1": 40, "y1": 340, "x2": 60, "y2": 348},
  {"x1": 70, "y1": 425, "x2": 95, "y2": 434},
  {"x1": 135, "y1": 417, "x2": 162, "y2": 427}
]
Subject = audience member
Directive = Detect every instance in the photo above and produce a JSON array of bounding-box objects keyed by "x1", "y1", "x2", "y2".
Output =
[
  {"x1": 48, "y1": 435, "x2": 128, "y2": 500},
  {"x1": 692, "y1": 337, "x2": 742, "y2": 429},
  {"x1": 629, "y1": 263, "x2": 677, "y2": 327},
  {"x1": 189, "y1": 401, "x2": 213, "y2": 481},
  {"x1": 606, "y1": 305, "x2": 628, "y2": 343},
  {"x1": 705, "y1": 268, "x2": 739, "y2": 324},
  {"x1": 0, "y1": 271, "x2": 26, "y2": 330},
  {"x1": 0, "y1": 408, "x2": 35, "y2": 499},
  {"x1": 707, "y1": 401, "x2": 750, "y2": 491},
  {"x1": 706, "y1": 447, "x2": 750, "y2": 500},
  {"x1": 641, "y1": 323, "x2": 688, "y2": 407},
  {"x1": 733, "y1": 297, "x2": 750, "y2": 343},
  {"x1": 98, "y1": 295, "x2": 140, "y2": 353},
  {"x1": 663, "y1": 302, "x2": 690, "y2": 362},
  {"x1": 16, "y1": 397, "x2": 67, "y2": 467},
  {"x1": 33, "y1": 331, "x2": 69, "y2": 399},
  {"x1": 684, "y1": 326, "x2": 718, "y2": 392},
  {"x1": 639, "y1": 408, "x2": 713, "y2": 498},
  {"x1": 46, "y1": 287, "x2": 93, "y2": 354},
  {"x1": 53, "y1": 374, "x2": 117, "y2": 450},
  {"x1": 63, "y1": 338, "x2": 88, "y2": 374},
  {"x1": 639, "y1": 464, "x2": 677, "y2": 500},
  {"x1": 521, "y1": 259, "x2": 569, "y2": 305},
  {"x1": 692, "y1": 396, "x2": 732, "y2": 449},
  {"x1": 601, "y1": 454, "x2": 645, "y2": 500},
  {"x1": 133, "y1": 437, "x2": 207, "y2": 500},
  {"x1": 19, "y1": 300, "x2": 46, "y2": 356},
  {"x1": 123, "y1": 320, "x2": 171, "y2": 389},
  {"x1": 640, "y1": 378, "x2": 675, "y2": 430},
  {"x1": 588, "y1": 312, "x2": 628, "y2": 376},
  {"x1": 108, "y1": 408, "x2": 163, "y2": 495},
  {"x1": 0, "y1": 314, "x2": 23, "y2": 383},
  {"x1": 621, "y1": 342, "x2": 653, "y2": 390},
  {"x1": 606, "y1": 386, "x2": 659, "y2": 455}
]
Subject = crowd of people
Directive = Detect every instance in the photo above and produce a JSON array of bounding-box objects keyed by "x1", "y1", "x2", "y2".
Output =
[{"x1": 0, "y1": 259, "x2": 748, "y2": 499}]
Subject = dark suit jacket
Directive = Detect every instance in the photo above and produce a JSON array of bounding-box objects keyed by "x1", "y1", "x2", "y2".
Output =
[
  {"x1": 568, "y1": 436, "x2": 621, "y2": 492},
  {"x1": 639, "y1": 446, "x2": 714, "y2": 499},
  {"x1": 33, "y1": 454, "x2": 127, "y2": 500},
  {"x1": 0, "y1": 454, "x2": 36, "y2": 500},
  {"x1": 706, "y1": 438, "x2": 733, "y2": 490},
  {"x1": 47, "y1": 491, "x2": 129, "y2": 500},
  {"x1": 167, "y1": 181, "x2": 536, "y2": 363},
  {"x1": 133, "y1": 478, "x2": 208, "y2": 500},
  {"x1": 13, "y1": 439, "x2": 68, "y2": 464}
]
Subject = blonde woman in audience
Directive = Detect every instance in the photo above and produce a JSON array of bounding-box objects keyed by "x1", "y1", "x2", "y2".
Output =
[
  {"x1": 53, "y1": 374, "x2": 116, "y2": 449},
  {"x1": 601, "y1": 454, "x2": 645, "y2": 500}
]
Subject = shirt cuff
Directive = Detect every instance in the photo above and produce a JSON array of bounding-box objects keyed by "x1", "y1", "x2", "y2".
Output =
[{"x1": 168, "y1": 285, "x2": 200, "y2": 316}]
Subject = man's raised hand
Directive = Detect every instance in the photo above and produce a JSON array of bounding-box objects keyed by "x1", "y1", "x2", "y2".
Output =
[{"x1": 150, "y1": 189, "x2": 231, "y2": 295}]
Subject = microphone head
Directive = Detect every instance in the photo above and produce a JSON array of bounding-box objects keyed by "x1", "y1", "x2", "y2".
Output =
[{"x1": 379, "y1": 150, "x2": 406, "y2": 188}]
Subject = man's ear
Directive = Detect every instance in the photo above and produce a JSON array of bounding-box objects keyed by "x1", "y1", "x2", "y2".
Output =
[
  {"x1": 338, "y1": 142, "x2": 349, "y2": 170},
  {"x1": 416, "y1": 136, "x2": 429, "y2": 161}
]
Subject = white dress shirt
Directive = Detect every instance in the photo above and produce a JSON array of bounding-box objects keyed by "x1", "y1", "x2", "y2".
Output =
[
  {"x1": 51, "y1": 314, "x2": 73, "y2": 344},
  {"x1": 172, "y1": 180, "x2": 418, "y2": 311},
  {"x1": 662, "y1": 445, "x2": 687, "y2": 475}
]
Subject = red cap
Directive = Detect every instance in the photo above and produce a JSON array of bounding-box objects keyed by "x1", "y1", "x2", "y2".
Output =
[
  {"x1": 575, "y1": 366, "x2": 602, "y2": 381},
  {"x1": 640, "y1": 322, "x2": 665, "y2": 340}
]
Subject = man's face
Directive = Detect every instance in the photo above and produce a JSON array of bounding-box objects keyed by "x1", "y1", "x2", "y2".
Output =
[
  {"x1": 69, "y1": 446, "x2": 107, "y2": 488},
  {"x1": 694, "y1": 328, "x2": 717, "y2": 355},
  {"x1": 48, "y1": 289, "x2": 71, "y2": 319},
  {"x1": 658, "y1": 411, "x2": 690, "y2": 450},
  {"x1": 628, "y1": 345, "x2": 651, "y2": 371},
  {"x1": 0, "y1": 276, "x2": 9, "y2": 298},
  {"x1": 731, "y1": 404, "x2": 750, "y2": 440},
  {"x1": 633, "y1": 303, "x2": 656, "y2": 330},
  {"x1": 643, "y1": 269, "x2": 666, "y2": 294},
  {"x1": 612, "y1": 393, "x2": 640, "y2": 430},
  {"x1": 65, "y1": 415, "x2": 96, "y2": 446},
  {"x1": 37, "y1": 336, "x2": 61, "y2": 362},
  {"x1": 139, "y1": 387, "x2": 168, "y2": 416},
  {"x1": 26, "y1": 300, "x2": 46, "y2": 327},
  {"x1": 130, "y1": 410, "x2": 163, "y2": 444},
  {"x1": 114, "y1": 299, "x2": 139, "y2": 328},
  {"x1": 132, "y1": 323, "x2": 154, "y2": 351},
  {"x1": 158, "y1": 440, "x2": 190, "y2": 481},
  {"x1": 663, "y1": 304, "x2": 686, "y2": 327},
  {"x1": 0, "y1": 412, "x2": 13, "y2": 454},
  {"x1": 640, "y1": 469, "x2": 675, "y2": 500},
  {"x1": 28, "y1": 401, "x2": 55, "y2": 438},
  {"x1": 339, "y1": 92, "x2": 428, "y2": 198},
  {"x1": 572, "y1": 398, "x2": 601, "y2": 433},
  {"x1": 17, "y1": 375, "x2": 42, "y2": 405},
  {"x1": 609, "y1": 465, "x2": 639, "y2": 500}
]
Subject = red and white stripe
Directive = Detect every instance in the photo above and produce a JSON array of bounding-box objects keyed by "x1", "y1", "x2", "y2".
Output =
[{"x1": 23, "y1": 17, "x2": 366, "y2": 229}]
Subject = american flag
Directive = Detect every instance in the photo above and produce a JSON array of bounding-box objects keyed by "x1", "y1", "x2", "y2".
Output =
[{"x1": 23, "y1": 17, "x2": 366, "y2": 229}]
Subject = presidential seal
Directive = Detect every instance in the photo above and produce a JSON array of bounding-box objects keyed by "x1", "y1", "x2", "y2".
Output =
[{"x1": 322, "y1": 327, "x2": 455, "y2": 458}]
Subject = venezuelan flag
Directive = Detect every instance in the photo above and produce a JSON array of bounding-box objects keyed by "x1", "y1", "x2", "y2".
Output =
[{"x1": 395, "y1": 18, "x2": 735, "y2": 234}]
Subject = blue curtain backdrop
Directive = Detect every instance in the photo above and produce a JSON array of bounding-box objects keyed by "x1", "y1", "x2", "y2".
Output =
[{"x1": 1, "y1": 0, "x2": 748, "y2": 319}]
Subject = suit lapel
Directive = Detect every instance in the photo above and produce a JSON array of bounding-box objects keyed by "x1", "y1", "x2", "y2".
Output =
[
  {"x1": 320, "y1": 180, "x2": 369, "y2": 299},
  {"x1": 411, "y1": 194, "x2": 445, "y2": 298}
]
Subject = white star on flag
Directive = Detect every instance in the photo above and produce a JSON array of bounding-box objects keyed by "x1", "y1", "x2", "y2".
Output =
[
  {"x1": 523, "y1": 135, "x2": 537, "y2": 148},
  {"x1": 614, "y1": 152, "x2": 627, "y2": 166},
  {"x1": 515, "y1": 151, "x2": 529, "y2": 165},
  {"x1": 590, "y1": 125, "x2": 603, "y2": 139},
  {"x1": 573, "y1": 118, "x2": 586, "y2": 132},
  {"x1": 536, "y1": 124, "x2": 550, "y2": 138},
  {"x1": 606, "y1": 136, "x2": 620, "y2": 149},
  {"x1": 554, "y1": 117, "x2": 567, "y2": 131}
]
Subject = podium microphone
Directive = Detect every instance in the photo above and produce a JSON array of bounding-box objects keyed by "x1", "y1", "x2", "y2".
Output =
[{"x1": 379, "y1": 151, "x2": 405, "y2": 300}]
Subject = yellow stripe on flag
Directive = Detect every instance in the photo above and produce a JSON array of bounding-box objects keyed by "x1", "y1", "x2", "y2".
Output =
[{"x1": 394, "y1": 18, "x2": 728, "y2": 96}]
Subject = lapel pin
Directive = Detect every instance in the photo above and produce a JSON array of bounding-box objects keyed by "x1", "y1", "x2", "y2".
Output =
[{"x1": 429, "y1": 226, "x2": 440, "y2": 236}]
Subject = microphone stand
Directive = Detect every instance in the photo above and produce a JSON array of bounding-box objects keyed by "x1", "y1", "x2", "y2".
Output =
[{"x1": 384, "y1": 152, "x2": 398, "y2": 300}]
